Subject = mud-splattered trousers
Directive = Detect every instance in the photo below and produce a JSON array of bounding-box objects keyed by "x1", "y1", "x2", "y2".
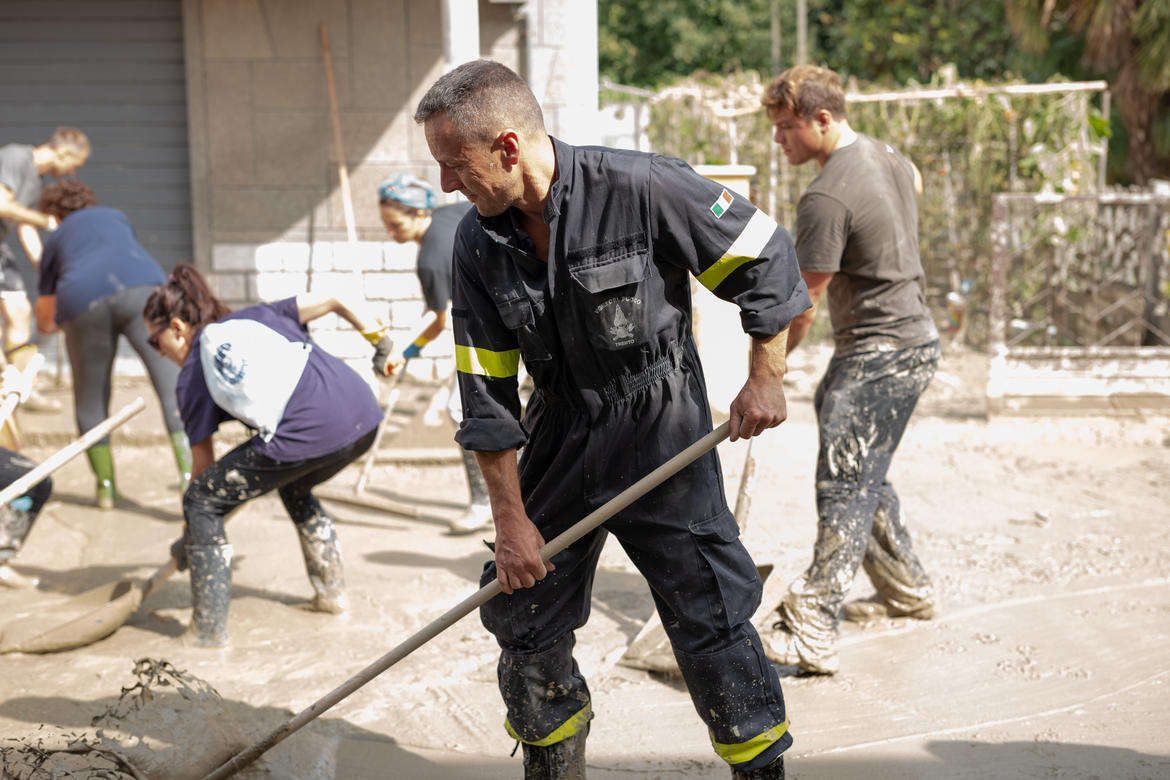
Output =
[
  {"x1": 0, "y1": 447, "x2": 51, "y2": 564},
  {"x1": 452, "y1": 139, "x2": 811, "y2": 772},
  {"x1": 778, "y1": 341, "x2": 939, "y2": 653},
  {"x1": 183, "y1": 430, "x2": 375, "y2": 548}
]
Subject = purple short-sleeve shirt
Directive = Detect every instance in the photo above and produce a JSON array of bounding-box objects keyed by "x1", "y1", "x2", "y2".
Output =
[{"x1": 176, "y1": 298, "x2": 381, "y2": 461}]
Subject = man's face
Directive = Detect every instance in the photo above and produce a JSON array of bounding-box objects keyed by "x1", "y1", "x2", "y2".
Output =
[
  {"x1": 50, "y1": 147, "x2": 88, "y2": 177},
  {"x1": 767, "y1": 106, "x2": 821, "y2": 166},
  {"x1": 424, "y1": 113, "x2": 513, "y2": 217}
]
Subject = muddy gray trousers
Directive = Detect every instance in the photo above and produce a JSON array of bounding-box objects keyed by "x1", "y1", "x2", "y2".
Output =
[
  {"x1": 778, "y1": 341, "x2": 939, "y2": 652},
  {"x1": 0, "y1": 447, "x2": 52, "y2": 564},
  {"x1": 180, "y1": 430, "x2": 376, "y2": 611}
]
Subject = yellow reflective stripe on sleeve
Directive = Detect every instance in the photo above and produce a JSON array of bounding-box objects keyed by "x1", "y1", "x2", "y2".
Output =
[
  {"x1": 456, "y1": 343, "x2": 521, "y2": 378},
  {"x1": 710, "y1": 717, "x2": 789, "y2": 766},
  {"x1": 504, "y1": 702, "x2": 593, "y2": 747},
  {"x1": 696, "y1": 208, "x2": 778, "y2": 292}
]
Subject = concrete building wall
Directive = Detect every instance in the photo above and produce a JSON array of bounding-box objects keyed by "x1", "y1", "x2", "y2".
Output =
[{"x1": 181, "y1": 0, "x2": 599, "y2": 380}]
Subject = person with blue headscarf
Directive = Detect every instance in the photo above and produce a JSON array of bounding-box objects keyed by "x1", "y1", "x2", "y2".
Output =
[{"x1": 377, "y1": 173, "x2": 489, "y2": 535}]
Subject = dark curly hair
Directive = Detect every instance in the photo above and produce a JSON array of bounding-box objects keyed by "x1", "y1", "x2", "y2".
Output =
[
  {"x1": 39, "y1": 179, "x2": 97, "y2": 220},
  {"x1": 142, "y1": 263, "x2": 232, "y2": 335}
]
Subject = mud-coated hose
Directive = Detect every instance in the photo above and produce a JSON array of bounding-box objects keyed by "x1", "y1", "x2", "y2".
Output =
[{"x1": 199, "y1": 420, "x2": 732, "y2": 780}]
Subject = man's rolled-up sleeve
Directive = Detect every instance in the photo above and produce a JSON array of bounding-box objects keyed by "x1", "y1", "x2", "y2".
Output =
[{"x1": 451, "y1": 228, "x2": 526, "y2": 453}]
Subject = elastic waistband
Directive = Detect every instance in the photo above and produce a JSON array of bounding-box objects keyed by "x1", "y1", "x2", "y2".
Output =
[{"x1": 600, "y1": 345, "x2": 684, "y2": 405}]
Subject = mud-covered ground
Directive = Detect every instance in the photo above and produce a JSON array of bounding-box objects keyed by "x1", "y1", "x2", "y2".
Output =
[{"x1": 2, "y1": 347, "x2": 1169, "y2": 779}]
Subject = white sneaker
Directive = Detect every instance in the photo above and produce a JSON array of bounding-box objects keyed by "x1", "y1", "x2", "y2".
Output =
[
  {"x1": 448, "y1": 504, "x2": 493, "y2": 535},
  {"x1": 0, "y1": 564, "x2": 39, "y2": 589}
]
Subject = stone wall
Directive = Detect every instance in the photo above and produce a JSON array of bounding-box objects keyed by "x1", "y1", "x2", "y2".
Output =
[{"x1": 182, "y1": 0, "x2": 599, "y2": 381}]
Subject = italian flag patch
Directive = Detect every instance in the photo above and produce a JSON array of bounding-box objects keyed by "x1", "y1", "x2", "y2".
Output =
[{"x1": 710, "y1": 188, "x2": 733, "y2": 218}]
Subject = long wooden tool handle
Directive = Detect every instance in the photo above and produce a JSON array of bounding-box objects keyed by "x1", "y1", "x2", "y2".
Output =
[
  {"x1": 0, "y1": 397, "x2": 146, "y2": 507},
  {"x1": 320, "y1": 22, "x2": 357, "y2": 243},
  {"x1": 355, "y1": 359, "x2": 410, "y2": 494},
  {"x1": 733, "y1": 436, "x2": 757, "y2": 532},
  {"x1": 200, "y1": 421, "x2": 732, "y2": 780}
]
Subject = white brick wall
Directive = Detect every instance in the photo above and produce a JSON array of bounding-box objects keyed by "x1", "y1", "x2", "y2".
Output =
[{"x1": 208, "y1": 239, "x2": 453, "y2": 381}]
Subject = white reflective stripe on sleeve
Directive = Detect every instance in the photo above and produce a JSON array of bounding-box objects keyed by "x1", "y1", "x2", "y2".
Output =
[{"x1": 696, "y1": 208, "x2": 778, "y2": 292}]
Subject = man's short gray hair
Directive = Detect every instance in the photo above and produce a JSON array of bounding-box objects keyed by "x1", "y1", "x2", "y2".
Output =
[{"x1": 414, "y1": 60, "x2": 545, "y2": 142}]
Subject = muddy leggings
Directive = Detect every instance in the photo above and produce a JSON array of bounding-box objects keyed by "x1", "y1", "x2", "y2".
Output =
[
  {"x1": 780, "y1": 341, "x2": 939, "y2": 647},
  {"x1": 183, "y1": 430, "x2": 376, "y2": 546},
  {"x1": 0, "y1": 447, "x2": 52, "y2": 564},
  {"x1": 60, "y1": 285, "x2": 184, "y2": 444}
]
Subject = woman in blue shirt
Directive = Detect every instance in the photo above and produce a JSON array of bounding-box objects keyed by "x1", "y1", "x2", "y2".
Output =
[
  {"x1": 143, "y1": 263, "x2": 390, "y2": 647},
  {"x1": 35, "y1": 180, "x2": 191, "y2": 508}
]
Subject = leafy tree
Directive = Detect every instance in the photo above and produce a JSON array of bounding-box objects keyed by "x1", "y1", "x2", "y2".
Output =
[
  {"x1": 599, "y1": 0, "x2": 1025, "y2": 89},
  {"x1": 812, "y1": 0, "x2": 1024, "y2": 84},
  {"x1": 599, "y1": 0, "x2": 777, "y2": 88},
  {"x1": 1005, "y1": 0, "x2": 1170, "y2": 183}
]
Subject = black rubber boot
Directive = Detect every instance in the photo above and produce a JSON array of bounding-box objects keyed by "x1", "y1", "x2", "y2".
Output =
[
  {"x1": 521, "y1": 723, "x2": 588, "y2": 780},
  {"x1": 732, "y1": 756, "x2": 784, "y2": 779},
  {"x1": 185, "y1": 543, "x2": 232, "y2": 647},
  {"x1": 296, "y1": 513, "x2": 347, "y2": 613}
]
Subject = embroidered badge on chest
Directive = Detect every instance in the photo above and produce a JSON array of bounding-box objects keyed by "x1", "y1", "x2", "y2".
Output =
[{"x1": 595, "y1": 296, "x2": 642, "y2": 348}]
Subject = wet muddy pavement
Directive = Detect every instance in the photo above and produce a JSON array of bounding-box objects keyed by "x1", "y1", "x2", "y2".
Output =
[{"x1": 2, "y1": 355, "x2": 1169, "y2": 779}]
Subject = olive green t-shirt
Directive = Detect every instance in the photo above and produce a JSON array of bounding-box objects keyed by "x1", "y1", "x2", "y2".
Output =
[{"x1": 795, "y1": 133, "x2": 937, "y2": 355}]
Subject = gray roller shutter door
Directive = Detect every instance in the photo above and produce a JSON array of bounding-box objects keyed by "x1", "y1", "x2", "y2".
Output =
[{"x1": 0, "y1": 0, "x2": 192, "y2": 275}]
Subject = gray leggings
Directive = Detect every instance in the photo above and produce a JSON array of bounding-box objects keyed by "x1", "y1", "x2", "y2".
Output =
[{"x1": 60, "y1": 285, "x2": 183, "y2": 444}]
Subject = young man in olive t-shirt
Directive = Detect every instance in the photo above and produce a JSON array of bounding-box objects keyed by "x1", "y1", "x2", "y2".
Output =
[{"x1": 759, "y1": 65, "x2": 940, "y2": 674}]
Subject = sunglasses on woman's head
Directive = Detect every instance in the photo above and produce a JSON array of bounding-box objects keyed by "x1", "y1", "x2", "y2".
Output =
[{"x1": 147, "y1": 321, "x2": 168, "y2": 351}]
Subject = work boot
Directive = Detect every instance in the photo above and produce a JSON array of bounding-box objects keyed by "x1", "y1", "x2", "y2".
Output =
[
  {"x1": 85, "y1": 444, "x2": 116, "y2": 510},
  {"x1": 841, "y1": 594, "x2": 934, "y2": 623},
  {"x1": 732, "y1": 756, "x2": 785, "y2": 779},
  {"x1": 296, "y1": 514, "x2": 348, "y2": 614},
  {"x1": 171, "y1": 431, "x2": 193, "y2": 492},
  {"x1": 521, "y1": 724, "x2": 588, "y2": 780},
  {"x1": 185, "y1": 543, "x2": 232, "y2": 647},
  {"x1": 759, "y1": 619, "x2": 838, "y2": 675}
]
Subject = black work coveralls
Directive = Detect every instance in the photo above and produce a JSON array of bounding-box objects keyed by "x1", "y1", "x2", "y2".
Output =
[{"x1": 452, "y1": 138, "x2": 810, "y2": 772}]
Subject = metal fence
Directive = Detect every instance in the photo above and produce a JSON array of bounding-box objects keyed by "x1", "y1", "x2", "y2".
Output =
[{"x1": 987, "y1": 191, "x2": 1170, "y2": 412}]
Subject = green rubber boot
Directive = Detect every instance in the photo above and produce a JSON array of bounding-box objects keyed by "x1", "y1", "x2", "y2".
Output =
[
  {"x1": 85, "y1": 444, "x2": 116, "y2": 510},
  {"x1": 171, "y1": 432, "x2": 193, "y2": 491}
]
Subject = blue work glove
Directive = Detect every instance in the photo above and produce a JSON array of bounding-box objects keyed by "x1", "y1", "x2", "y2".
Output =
[{"x1": 402, "y1": 342, "x2": 422, "y2": 360}]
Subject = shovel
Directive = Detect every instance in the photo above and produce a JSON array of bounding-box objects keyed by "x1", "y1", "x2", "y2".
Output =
[
  {"x1": 0, "y1": 558, "x2": 176, "y2": 653},
  {"x1": 0, "y1": 398, "x2": 159, "y2": 654},
  {"x1": 199, "y1": 421, "x2": 733, "y2": 780}
]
